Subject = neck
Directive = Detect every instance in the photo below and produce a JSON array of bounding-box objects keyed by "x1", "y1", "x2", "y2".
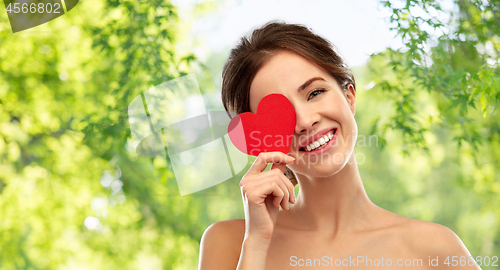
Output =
[{"x1": 285, "y1": 151, "x2": 376, "y2": 235}]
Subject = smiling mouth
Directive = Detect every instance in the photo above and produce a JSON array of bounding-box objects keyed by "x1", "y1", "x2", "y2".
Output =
[{"x1": 299, "y1": 129, "x2": 337, "y2": 152}]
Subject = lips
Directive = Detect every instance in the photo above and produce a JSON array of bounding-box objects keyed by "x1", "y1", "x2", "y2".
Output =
[{"x1": 298, "y1": 127, "x2": 338, "y2": 151}]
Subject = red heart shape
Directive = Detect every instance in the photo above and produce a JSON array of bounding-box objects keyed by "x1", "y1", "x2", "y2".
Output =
[{"x1": 227, "y1": 93, "x2": 296, "y2": 156}]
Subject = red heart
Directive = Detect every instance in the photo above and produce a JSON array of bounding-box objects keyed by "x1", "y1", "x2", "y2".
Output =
[{"x1": 227, "y1": 94, "x2": 296, "y2": 156}]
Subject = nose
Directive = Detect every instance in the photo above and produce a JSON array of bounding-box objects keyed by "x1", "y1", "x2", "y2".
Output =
[{"x1": 294, "y1": 106, "x2": 320, "y2": 135}]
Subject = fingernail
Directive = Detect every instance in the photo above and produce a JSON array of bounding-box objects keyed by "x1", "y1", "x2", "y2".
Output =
[{"x1": 287, "y1": 155, "x2": 295, "y2": 162}]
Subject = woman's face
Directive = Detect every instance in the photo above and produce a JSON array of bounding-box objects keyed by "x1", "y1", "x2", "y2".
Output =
[{"x1": 249, "y1": 50, "x2": 357, "y2": 178}]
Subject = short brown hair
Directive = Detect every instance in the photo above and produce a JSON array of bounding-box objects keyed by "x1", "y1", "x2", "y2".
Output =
[{"x1": 221, "y1": 20, "x2": 356, "y2": 186}]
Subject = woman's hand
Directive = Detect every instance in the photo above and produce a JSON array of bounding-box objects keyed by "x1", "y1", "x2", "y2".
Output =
[{"x1": 239, "y1": 151, "x2": 296, "y2": 245}]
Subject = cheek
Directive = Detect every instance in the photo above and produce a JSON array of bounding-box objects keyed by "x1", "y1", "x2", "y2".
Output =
[
  {"x1": 321, "y1": 98, "x2": 346, "y2": 119},
  {"x1": 324, "y1": 93, "x2": 354, "y2": 119},
  {"x1": 323, "y1": 96, "x2": 357, "y2": 146}
]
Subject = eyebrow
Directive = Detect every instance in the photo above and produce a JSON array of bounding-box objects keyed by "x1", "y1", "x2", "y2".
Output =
[{"x1": 297, "y1": 77, "x2": 326, "y2": 92}]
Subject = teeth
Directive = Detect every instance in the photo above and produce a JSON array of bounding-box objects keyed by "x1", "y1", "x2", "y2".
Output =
[{"x1": 304, "y1": 130, "x2": 336, "y2": 152}]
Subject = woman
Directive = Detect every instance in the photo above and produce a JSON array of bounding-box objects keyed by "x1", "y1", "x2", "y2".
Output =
[{"x1": 198, "y1": 21, "x2": 478, "y2": 270}]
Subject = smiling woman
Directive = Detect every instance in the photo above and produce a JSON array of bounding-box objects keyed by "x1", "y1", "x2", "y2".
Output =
[{"x1": 198, "y1": 20, "x2": 480, "y2": 270}]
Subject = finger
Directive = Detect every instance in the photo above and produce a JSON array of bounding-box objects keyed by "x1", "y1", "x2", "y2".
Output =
[
  {"x1": 252, "y1": 171, "x2": 290, "y2": 210},
  {"x1": 250, "y1": 168, "x2": 295, "y2": 205},
  {"x1": 240, "y1": 165, "x2": 286, "y2": 191},
  {"x1": 272, "y1": 174, "x2": 290, "y2": 210},
  {"x1": 247, "y1": 152, "x2": 295, "y2": 175},
  {"x1": 270, "y1": 162, "x2": 287, "y2": 174},
  {"x1": 271, "y1": 168, "x2": 296, "y2": 204},
  {"x1": 252, "y1": 181, "x2": 285, "y2": 209}
]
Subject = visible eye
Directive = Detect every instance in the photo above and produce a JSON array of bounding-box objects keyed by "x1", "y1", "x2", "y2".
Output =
[{"x1": 307, "y1": 89, "x2": 326, "y2": 100}]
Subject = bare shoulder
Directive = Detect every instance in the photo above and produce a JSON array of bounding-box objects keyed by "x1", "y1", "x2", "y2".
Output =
[
  {"x1": 369, "y1": 207, "x2": 479, "y2": 268},
  {"x1": 398, "y1": 217, "x2": 473, "y2": 258},
  {"x1": 202, "y1": 218, "x2": 245, "y2": 248},
  {"x1": 199, "y1": 219, "x2": 245, "y2": 270}
]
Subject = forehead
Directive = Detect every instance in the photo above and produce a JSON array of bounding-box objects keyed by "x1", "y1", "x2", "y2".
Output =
[{"x1": 249, "y1": 50, "x2": 333, "y2": 113}]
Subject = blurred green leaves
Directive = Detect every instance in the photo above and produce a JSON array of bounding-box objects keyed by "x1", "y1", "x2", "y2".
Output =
[
  {"x1": 0, "y1": 0, "x2": 216, "y2": 268},
  {"x1": 0, "y1": 0, "x2": 499, "y2": 269},
  {"x1": 357, "y1": 0, "x2": 500, "y2": 262},
  {"x1": 375, "y1": 0, "x2": 499, "y2": 151}
]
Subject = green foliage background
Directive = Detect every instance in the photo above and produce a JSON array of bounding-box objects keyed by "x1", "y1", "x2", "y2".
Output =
[{"x1": 0, "y1": 0, "x2": 498, "y2": 269}]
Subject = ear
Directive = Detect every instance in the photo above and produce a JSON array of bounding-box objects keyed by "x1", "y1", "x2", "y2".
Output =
[{"x1": 345, "y1": 83, "x2": 356, "y2": 116}]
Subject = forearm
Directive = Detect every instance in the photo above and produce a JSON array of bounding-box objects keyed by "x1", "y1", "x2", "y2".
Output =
[{"x1": 236, "y1": 238, "x2": 270, "y2": 270}]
